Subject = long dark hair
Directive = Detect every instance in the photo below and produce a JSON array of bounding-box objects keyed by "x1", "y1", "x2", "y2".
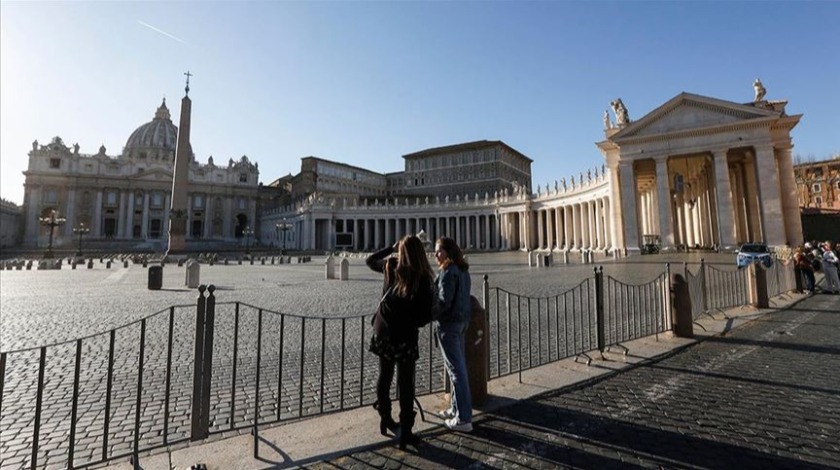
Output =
[
  {"x1": 435, "y1": 237, "x2": 469, "y2": 272},
  {"x1": 387, "y1": 235, "x2": 434, "y2": 297}
]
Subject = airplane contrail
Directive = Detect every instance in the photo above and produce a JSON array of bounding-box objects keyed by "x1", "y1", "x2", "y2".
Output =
[{"x1": 137, "y1": 20, "x2": 189, "y2": 45}]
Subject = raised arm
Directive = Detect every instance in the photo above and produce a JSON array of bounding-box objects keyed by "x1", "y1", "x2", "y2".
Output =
[{"x1": 366, "y1": 246, "x2": 395, "y2": 274}]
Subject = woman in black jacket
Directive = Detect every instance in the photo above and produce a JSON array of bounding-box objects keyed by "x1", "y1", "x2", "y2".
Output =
[{"x1": 366, "y1": 235, "x2": 435, "y2": 449}]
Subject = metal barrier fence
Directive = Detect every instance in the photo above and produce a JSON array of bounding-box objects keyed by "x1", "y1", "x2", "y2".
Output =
[
  {"x1": 704, "y1": 262, "x2": 749, "y2": 313},
  {"x1": 0, "y1": 261, "x2": 800, "y2": 469},
  {"x1": 765, "y1": 259, "x2": 796, "y2": 299},
  {"x1": 487, "y1": 277, "x2": 596, "y2": 380}
]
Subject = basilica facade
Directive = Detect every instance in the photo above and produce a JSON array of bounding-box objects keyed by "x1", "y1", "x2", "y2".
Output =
[{"x1": 21, "y1": 100, "x2": 260, "y2": 250}]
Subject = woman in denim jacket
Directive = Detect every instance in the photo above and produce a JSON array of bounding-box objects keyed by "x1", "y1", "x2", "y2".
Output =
[{"x1": 433, "y1": 237, "x2": 473, "y2": 432}]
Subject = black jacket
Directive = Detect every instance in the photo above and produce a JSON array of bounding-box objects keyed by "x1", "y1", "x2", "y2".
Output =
[{"x1": 366, "y1": 247, "x2": 433, "y2": 347}]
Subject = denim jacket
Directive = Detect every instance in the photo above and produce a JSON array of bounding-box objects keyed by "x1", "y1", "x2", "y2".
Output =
[{"x1": 435, "y1": 264, "x2": 471, "y2": 324}]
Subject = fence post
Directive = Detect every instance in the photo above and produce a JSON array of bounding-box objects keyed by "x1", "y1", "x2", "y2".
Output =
[
  {"x1": 190, "y1": 284, "x2": 216, "y2": 441},
  {"x1": 700, "y1": 259, "x2": 708, "y2": 313},
  {"x1": 201, "y1": 285, "x2": 216, "y2": 437},
  {"x1": 663, "y1": 263, "x2": 672, "y2": 332},
  {"x1": 594, "y1": 266, "x2": 605, "y2": 354},
  {"x1": 191, "y1": 285, "x2": 207, "y2": 440}
]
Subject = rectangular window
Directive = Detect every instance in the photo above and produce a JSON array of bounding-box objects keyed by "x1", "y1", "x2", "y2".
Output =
[
  {"x1": 49, "y1": 158, "x2": 61, "y2": 169},
  {"x1": 240, "y1": 173, "x2": 248, "y2": 183},
  {"x1": 813, "y1": 183, "x2": 822, "y2": 193},
  {"x1": 106, "y1": 191, "x2": 117, "y2": 206},
  {"x1": 193, "y1": 195, "x2": 204, "y2": 208},
  {"x1": 44, "y1": 189, "x2": 58, "y2": 204},
  {"x1": 151, "y1": 193, "x2": 163, "y2": 208},
  {"x1": 815, "y1": 196, "x2": 823, "y2": 205},
  {"x1": 239, "y1": 198, "x2": 246, "y2": 210}
]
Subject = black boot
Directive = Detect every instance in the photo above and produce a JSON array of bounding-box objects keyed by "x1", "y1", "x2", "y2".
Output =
[
  {"x1": 399, "y1": 410, "x2": 421, "y2": 450},
  {"x1": 374, "y1": 400, "x2": 399, "y2": 436}
]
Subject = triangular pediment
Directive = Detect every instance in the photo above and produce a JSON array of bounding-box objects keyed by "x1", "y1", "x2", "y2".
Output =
[
  {"x1": 131, "y1": 168, "x2": 173, "y2": 182},
  {"x1": 611, "y1": 93, "x2": 781, "y2": 141}
]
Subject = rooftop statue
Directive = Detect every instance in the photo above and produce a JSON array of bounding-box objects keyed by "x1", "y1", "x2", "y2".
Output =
[
  {"x1": 753, "y1": 78, "x2": 766, "y2": 102},
  {"x1": 603, "y1": 109, "x2": 612, "y2": 130},
  {"x1": 73, "y1": 143, "x2": 80, "y2": 155},
  {"x1": 32, "y1": 140, "x2": 39, "y2": 151},
  {"x1": 562, "y1": 177, "x2": 567, "y2": 190},
  {"x1": 610, "y1": 98, "x2": 630, "y2": 127}
]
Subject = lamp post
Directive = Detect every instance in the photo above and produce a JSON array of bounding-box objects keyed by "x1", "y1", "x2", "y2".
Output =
[
  {"x1": 243, "y1": 226, "x2": 254, "y2": 255},
  {"x1": 39, "y1": 210, "x2": 66, "y2": 259},
  {"x1": 276, "y1": 218, "x2": 291, "y2": 254},
  {"x1": 73, "y1": 222, "x2": 90, "y2": 257}
]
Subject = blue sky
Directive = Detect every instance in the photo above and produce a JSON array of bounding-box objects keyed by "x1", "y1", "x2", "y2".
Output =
[{"x1": 1, "y1": 1, "x2": 838, "y2": 205}]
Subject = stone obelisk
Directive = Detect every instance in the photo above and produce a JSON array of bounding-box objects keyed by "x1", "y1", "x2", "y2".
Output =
[{"x1": 166, "y1": 72, "x2": 193, "y2": 257}]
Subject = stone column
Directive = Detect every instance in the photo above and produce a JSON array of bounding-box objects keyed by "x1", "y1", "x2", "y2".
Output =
[
  {"x1": 775, "y1": 146, "x2": 804, "y2": 245},
  {"x1": 141, "y1": 193, "x2": 150, "y2": 239},
  {"x1": 25, "y1": 186, "x2": 41, "y2": 241},
  {"x1": 128, "y1": 192, "x2": 137, "y2": 238},
  {"x1": 588, "y1": 201, "x2": 596, "y2": 250},
  {"x1": 186, "y1": 195, "x2": 193, "y2": 240},
  {"x1": 562, "y1": 206, "x2": 570, "y2": 250},
  {"x1": 93, "y1": 190, "x2": 103, "y2": 238},
  {"x1": 204, "y1": 196, "x2": 213, "y2": 239},
  {"x1": 537, "y1": 210, "x2": 545, "y2": 249},
  {"x1": 64, "y1": 189, "x2": 77, "y2": 237},
  {"x1": 118, "y1": 190, "x2": 128, "y2": 238},
  {"x1": 712, "y1": 149, "x2": 736, "y2": 249},
  {"x1": 617, "y1": 161, "x2": 640, "y2": 253},
  {"x1": 607, "y1": 163, "x2": 623, "y2": 253},
  {"x1": 753, "y1": 145, "x2": 786, "y2": 246},
  {"x1": 656, "y1": 158, "x2": 675, "y2": 249},
  {"x1": 223, "y1": 197, "x2": 232, "y2": 239}
]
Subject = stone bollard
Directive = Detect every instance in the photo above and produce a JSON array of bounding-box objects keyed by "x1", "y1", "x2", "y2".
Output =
[
  {"x1": 465, "y1": 292, "x2": 489, "y2": 406},
  {"x1": 339, "y1": 258, "x2": 350, "y2": 280},
  {"x1": 142, "y1": 261, "x2": 148, "y2": 268},
  {"x1": 747, "y1": 263, "x2": 770, "y2": 309},
  {"x1": 271, "y1": 257, "x2": 275, "y2": 265},
  {"x1": 87, "y1": 260, "x2": 94, "y2": 269},
  {"x1": 178, "y1": 259, "x2": 185, "y2": 267},
  {"x1": 238, "y1": 258, "x2": 242, "y2": 265},
  {"x1": 543, "y1": 252, "x2": 552, "y2": 267},
  {"x1": 527, "y1": 251, "x2": 534, "y2": 267},
  {"x1": 72, "y1": 261, "x2": 77, "y2": 270},
  {"x1": 670, "y1": 273, "x2": 693, "y2": 338},
  {"x1": 185, "y1": 259, "x2": 200, "y2": 288},
  {"x1": 325, "y1": 255, "x2": 336, "y2": 279},
  {"x1": 26, "y1": 260, "x2": 33, "y2": 270},
  {"x1": 124, "y1": 260, "x2": 129, "y2": 268},
  {"x1": 563, "y1": 250, "x2": 569, "y2": 264},
  {"x1": 106, "y1": 261, "x2": 112, "y2": 269},
  {"x1": 288, "y1": 256, "x2": 293, "y2": 264}
]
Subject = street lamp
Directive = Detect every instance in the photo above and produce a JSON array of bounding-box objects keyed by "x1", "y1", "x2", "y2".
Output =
[
  {"x1": 243, "y1": 226, "x2": 254, "y2": 255},
  {"x1": 73, "y1": 222, "x2": 90, "y2": 257},
  {"x1": 276, "y1": 218, "x2": 291, "y2": 254},
  {"x1": 38, "y1": 210, "x2": 66, "y2": 259}
]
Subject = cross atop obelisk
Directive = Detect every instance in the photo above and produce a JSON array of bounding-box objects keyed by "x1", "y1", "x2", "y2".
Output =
[{"x1": 184, "y1": 70, "x2": 192, "y2": 96}]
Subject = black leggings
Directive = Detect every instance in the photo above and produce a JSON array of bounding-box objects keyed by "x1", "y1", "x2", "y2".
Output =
[{"x1": 376, "y1": 357, "x2": 416, "y2": 420}]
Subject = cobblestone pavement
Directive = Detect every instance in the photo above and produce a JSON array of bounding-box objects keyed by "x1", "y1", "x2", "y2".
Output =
[
  {"x1": 0, "y1": 252, "x2": 793, "y2": 468},
  {"x1": 303, "y1": 293, "x2": 840, "y2": 470}
]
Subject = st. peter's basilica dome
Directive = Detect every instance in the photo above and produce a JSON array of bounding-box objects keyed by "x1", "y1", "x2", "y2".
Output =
[{"x1": 123, "y1": 99, "x2": 179, "y2": 161}]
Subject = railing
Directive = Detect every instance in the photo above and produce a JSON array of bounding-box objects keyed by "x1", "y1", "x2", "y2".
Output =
[
  {"x1": 487, "y1": 277, "x2": 596, "y2": 380},
  {"x1": 0, "y1": 261, "x2": 800, "y2": 469}
]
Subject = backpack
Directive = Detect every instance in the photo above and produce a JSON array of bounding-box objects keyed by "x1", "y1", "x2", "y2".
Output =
[{"x1": 812, "y1": 257, "x2": 822, "y2": 272}]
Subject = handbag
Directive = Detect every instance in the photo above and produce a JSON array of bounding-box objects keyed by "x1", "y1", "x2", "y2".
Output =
[{"x1": 368, "y1": 286, "x2": 419, "y2": 362}]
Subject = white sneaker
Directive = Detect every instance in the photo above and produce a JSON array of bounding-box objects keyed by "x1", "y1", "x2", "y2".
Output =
[
  {"x1": 436, "y1": 408, "x2": 456, "y2": 420},
  {"x1": 444, "y1": 417, "x2": 473, "y2": 432}
]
